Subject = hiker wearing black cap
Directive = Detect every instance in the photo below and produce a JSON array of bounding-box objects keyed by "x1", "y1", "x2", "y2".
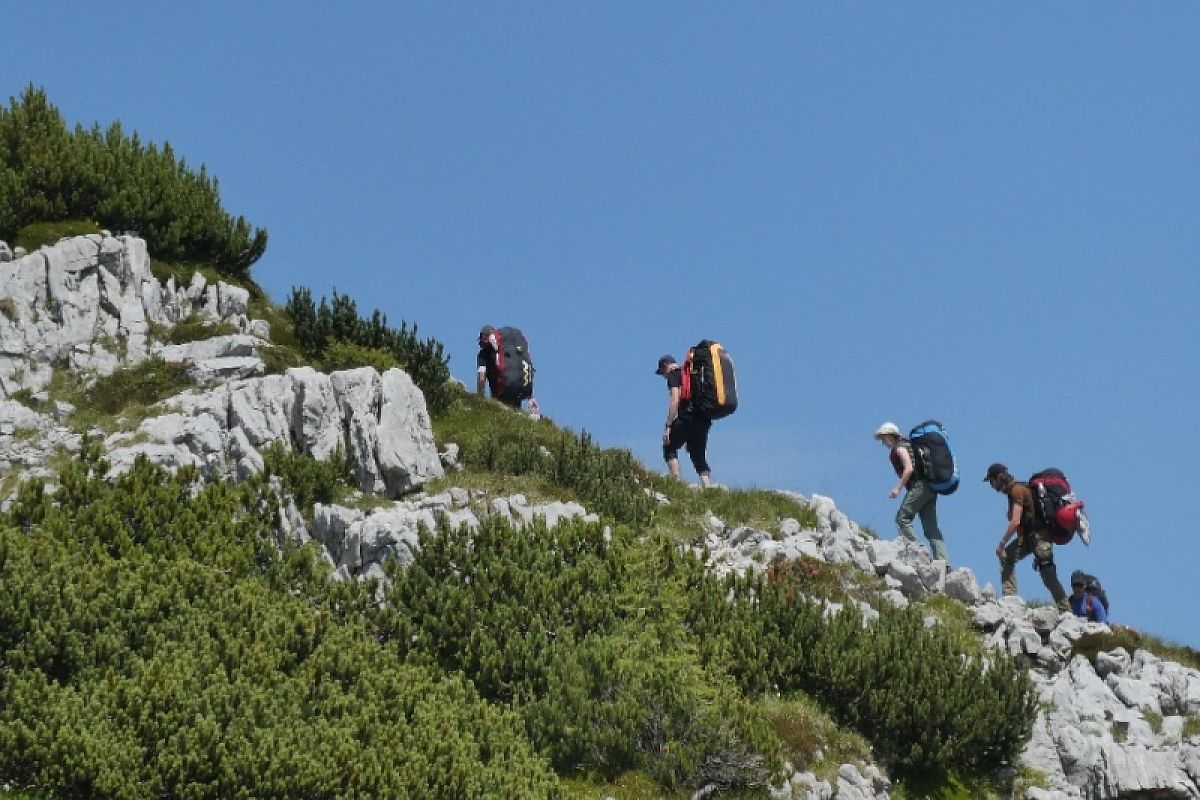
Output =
[
  {"x1": 655, "y1": 354, "x2": 713, "y2": 489},
  {"x1": 985, "y1": 463, "x2": 1069, "y2": 611}
]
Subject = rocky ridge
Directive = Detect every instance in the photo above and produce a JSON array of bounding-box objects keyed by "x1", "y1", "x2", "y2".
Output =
[{"x1": 2, "y1": 236, "x2": 1199, "y2": 799}]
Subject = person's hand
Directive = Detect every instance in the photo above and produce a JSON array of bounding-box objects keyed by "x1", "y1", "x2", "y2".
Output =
[
  {"x1": 995, "y1": 543, "x2": 1005, "y2": 558},
  {"x1": 888, "y1": 487, "x2": 900, "y2": 499},
  {"x1": 528, "y1": 398, "x2": 540, "y2": 419}
]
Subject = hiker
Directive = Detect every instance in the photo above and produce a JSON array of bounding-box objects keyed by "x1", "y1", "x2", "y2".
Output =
[
  {"x1": 985, "y1": 463, "x2": 1069, "y2": 611},
  {"x1": 873, "y1": 422, "x2": 949, "y2": 562},
  {"x1": 655, "y1": 354, "x2": 713, "y2": 488},
  {"x1": 477, "y1": 325, "x2": 538, "y2": 416},
  {"x1": 1068, "y1": 570, "x2": 1109, "y2": 623}
]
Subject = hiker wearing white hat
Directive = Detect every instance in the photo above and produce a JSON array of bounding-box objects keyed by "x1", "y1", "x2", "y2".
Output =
[{"x1": 874, "y1": 421, "x2": 949, "y2": 562}]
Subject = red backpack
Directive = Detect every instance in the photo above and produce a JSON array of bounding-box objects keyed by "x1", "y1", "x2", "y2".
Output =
[{"x1": 1029, "y1": 468, "x2": 1089, "y2": 545}]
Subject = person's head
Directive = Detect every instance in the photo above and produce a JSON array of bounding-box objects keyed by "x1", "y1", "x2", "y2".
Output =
[
  {"x1": 654, "y1": 354, "x2": 676, "y2": 376},
  {"x1": 873, "y1": 421, "x2": 901, "y2": 448},
  {"x1": 983, "y1": 462, "x2": 1012, "y2": 492},
  {"x1": 478, "y1": 325, "x2": 495, "y2": 347},
  {"x1": 1070, "y1": 570, "x2": 1088, "y2": 595}
]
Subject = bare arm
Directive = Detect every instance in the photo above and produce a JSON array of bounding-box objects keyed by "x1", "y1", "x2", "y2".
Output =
[
  {"x1": 663, "y1": 386, "x2": 680, "y2": 442},
  {"x1": 476, "y1": 366, "x2": 487, "y2": 396}
]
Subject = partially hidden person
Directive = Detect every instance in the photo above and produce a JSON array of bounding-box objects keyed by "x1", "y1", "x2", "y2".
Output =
[
  {"x1": 1068, "y1": 570, "x2": 1109, "y2": 623},
  {"x1": 985, "y1": 462, "x2": 1069, "y2": 611},
  {"x1": 874, "y1": 422, "x2": 949, "y2": 562},
  {"x1": 655, "y1": 354, "x2": 713, "y2": 488}
]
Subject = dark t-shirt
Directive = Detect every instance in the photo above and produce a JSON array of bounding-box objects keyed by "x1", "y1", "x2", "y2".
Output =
[
  {"x1": 477, "y1": 346, "x2": 498, "y2": 392},
  {"x1": 664, "y1": 367, "x2": 695, "y2": 418}
]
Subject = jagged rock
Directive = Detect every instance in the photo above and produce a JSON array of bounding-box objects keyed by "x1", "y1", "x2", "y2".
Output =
[
  {"x1": 0, "y1": 235, "x2": 271, "y2": 398},
  {"x1": 0, "y1": 240, "x2": 12, "y2": 262},
  {"x1": 944, "y1": 567, "x2": 982, "y2": 604},
  {"x1": 376, "y1": 369, "x2": 442, "y2": 497}
]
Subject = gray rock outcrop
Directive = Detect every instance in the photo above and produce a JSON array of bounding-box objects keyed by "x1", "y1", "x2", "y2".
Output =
[{"x1": 0, "y1": 234, "x2": 265, "y2": 397}]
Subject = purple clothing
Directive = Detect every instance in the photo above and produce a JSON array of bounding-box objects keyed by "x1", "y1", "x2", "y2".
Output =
[{"x1": 1070, "y1": 592, "x2": 1108, "y2": 623}]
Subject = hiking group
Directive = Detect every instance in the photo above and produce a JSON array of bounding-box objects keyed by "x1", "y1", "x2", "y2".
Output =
[
  {"x1": 475, "y1": 324, "x2": 1109, "y2": 622},
  {"x1": 875, "y1": 421, "x2": 1104, "y2": 619}
]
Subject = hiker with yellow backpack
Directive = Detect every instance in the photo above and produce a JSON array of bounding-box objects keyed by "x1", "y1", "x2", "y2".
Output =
[{"x1": 653, "y1": 340, "x2": 738, "y2": 489}]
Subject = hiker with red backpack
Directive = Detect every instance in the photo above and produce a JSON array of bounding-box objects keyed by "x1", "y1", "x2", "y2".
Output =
[
  {"x1": 873, "y1": 422, "x2": 951, "y2": 563},
  {"x1": 985, "y1": 463, "x2": 1069, "y2": 611},
  {"x1": 655, "y1": 354, "x2": 714, "y2": 488},
  {"x1": 477, "y1": 325, "x2": 539, "y2": 416}
]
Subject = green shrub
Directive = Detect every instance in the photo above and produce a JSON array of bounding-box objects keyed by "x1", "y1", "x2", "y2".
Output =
[
  {"x1": 260, "y1": 442, "x2": 352, "y2": 516},
  {"x1": 284, "y1": 287, "x2": 451, "y2": 412},
  {"x1": 0, "y1": 297, "x2": 18, "y2": 322},
  {"x1": 380, "y1": 516, "x2": 779, "y2": 793},
  {"x1": 320, "y1": 338, "x2": 399, "y2": 373},
  {"x1": 0, "y1": 453, "x2": 562, "y2": 799},
  {"x1": 686, "y1": 564, "x2": 1037, "y2": 779},
  {"x1": 0, "y1": 86, "x2": 266, "y2": 277}
]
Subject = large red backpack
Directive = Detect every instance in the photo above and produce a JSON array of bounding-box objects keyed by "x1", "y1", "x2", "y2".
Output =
[
  {"x1": 489, "y1": 327, "x2": 534, "y2": 402},
  {"x1": 1029, "y1": 468, "x2": 1090, "y2": 546}
]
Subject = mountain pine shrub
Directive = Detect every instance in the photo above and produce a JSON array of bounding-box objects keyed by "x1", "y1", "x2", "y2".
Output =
[
  {"x1": 0, "y1": 452, "x2": 562, "y2": 799},
  {"x1": 0, "y1": 86, "x2": 266, "y2": 277},
  {"x1": 379, "y1": 515, "x2": 779, "y2": 793},
  {"x1": 686, "y1": 563, "x2": 1037, "y2": 780},
  {"x1": 284, "y1": 287, "x2": 451, "y2": 413}
]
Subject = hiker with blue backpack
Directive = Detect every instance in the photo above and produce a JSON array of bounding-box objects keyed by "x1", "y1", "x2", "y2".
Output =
[
  {"x1": 985, "y1": 463, "x2": 1070, "y2": 611},
  {"x1": 873, "y1": 421, "x2": 955, "y2": 563}
]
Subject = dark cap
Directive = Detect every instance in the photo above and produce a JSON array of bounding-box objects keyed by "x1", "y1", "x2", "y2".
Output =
[
  {"x1": 654, "y1": 354, "x2": 676, "y2": 375},
  {"x1": 478, "y1": 325, "x2": 495, "y2": 341},
  {"x1": 983, "y1": 462, "x2": 1008, "y2": 482}
]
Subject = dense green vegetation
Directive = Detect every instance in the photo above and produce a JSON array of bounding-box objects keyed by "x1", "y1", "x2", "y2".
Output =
[
  {"x1": 284, "y1": 287, "x2": 452, "y2": 413},
  {"x1": 0, "y1": 91, "x2": 1040, "y2": 799},
  {"x1": 0, "y1": 86, "x2": 265, "y2": 276}
]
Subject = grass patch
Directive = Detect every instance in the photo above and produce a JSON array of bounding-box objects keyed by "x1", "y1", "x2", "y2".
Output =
[
  {"x1": 13, "y1": 219, "x2": 101, "y2": 251},
  {"x1": 44, "y1": 358, "x2": 195, "y2": 433},
  {"x1": 645, "y1": 475, "x2": 821, "y2": 546},
  {"x1": 561, "y1": 772, "x2": 689, "y2": 800},
  {"x1": 247, "y1": 294, "x2": 298, "y2": 348},
  {"x1": 1074, "y1": 631, "x2": 1200, "y2": 672},
  {"x1": 1184, "y1": 716, "x2": 1200, "y2": 739},
  {"x1": 1111, "y1": 722, "x2": 1128, "y2": 743},
  {"x1": 891, "y1": 770, "x2": 1003, "y2": 800},
  {"x1": 0, "y1": 297, "x2": 18, "y2": 323},
  {"x1": 916, "y1": 595, "x2": 983, "y2": 657},
  {"x1": 1145, "y1": 710, "x2": 1163, "y2": 734},
  {"x1": 152, "y1": 312, "x2": 240, "y2": 344},
  {"x1": 760, "y1": 693, "x2": 870, "y2": 782},
  {"x1": 423, "y1": 469, "x2": 578, "y2": 510},
  {"x1": 259, "y1": 343, "x2": 306, "y2": 375},
  {"x1": 149, "y1": 258, "x2": 228, "y2": 291},
  {"x1": 9, "y1": 426, "x2": 41, "y2": 443}
]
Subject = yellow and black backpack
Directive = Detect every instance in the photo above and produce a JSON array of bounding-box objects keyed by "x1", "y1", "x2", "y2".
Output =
[{"x1": 684, "y1": 340, "x2": 738, "y2": 419}]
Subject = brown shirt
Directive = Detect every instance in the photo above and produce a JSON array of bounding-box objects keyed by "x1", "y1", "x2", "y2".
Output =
[{"x1": 1006, "y1": 482, "x2": 1036, "y2": 532}]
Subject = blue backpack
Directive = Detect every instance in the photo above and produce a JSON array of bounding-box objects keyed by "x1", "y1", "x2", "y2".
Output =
[{"x1": 909, "y1": 420, "x2": 959, "y2": 495}]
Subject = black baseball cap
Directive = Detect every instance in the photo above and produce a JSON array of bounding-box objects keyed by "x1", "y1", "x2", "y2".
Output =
[
  {"x1": 654, "y1": 354, "x2": 676, "y2": 375},
  {"x1": 983, "y1": 463, "x2": 1008, "y2": 482}
]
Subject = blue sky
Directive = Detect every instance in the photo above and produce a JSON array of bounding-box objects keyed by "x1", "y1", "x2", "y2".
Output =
[{"x1": 6, "y1": 2, "x2": 1199, "y2": 646}]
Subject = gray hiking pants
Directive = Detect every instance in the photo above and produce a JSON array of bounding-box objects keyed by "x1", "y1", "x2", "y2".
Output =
[{"x1": 896, "y1": 479, "x2": 949, "y2": 562}]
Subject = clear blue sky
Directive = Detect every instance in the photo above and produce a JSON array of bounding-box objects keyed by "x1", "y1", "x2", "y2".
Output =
[{"x1": 7, "y1": 2, "x2": 1199, "y2": 646}]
